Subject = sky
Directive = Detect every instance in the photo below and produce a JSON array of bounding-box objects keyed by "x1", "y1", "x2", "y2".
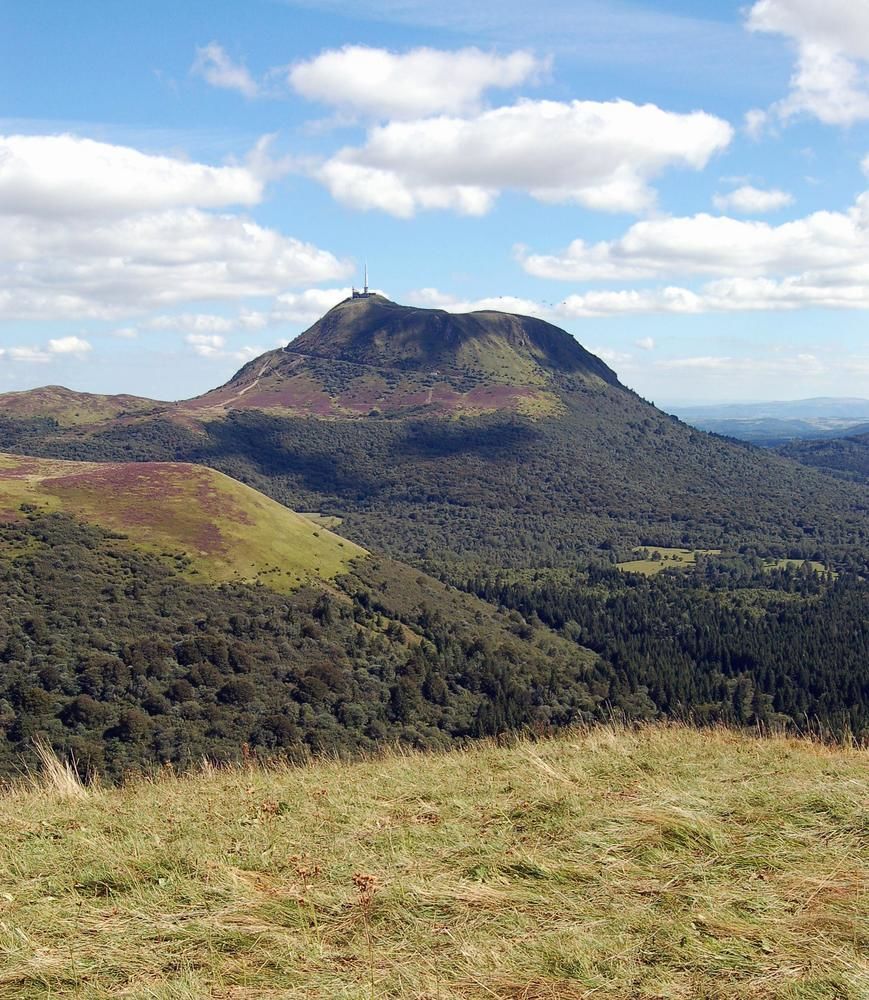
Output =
[{"x1": 1, "y1": 0, "x2": 868, "y2": 405}]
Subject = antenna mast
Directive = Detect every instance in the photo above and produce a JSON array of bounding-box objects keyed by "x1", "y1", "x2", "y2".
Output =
[{"x1": 364, "y1": 262, "x2": 368, "y2": 295}]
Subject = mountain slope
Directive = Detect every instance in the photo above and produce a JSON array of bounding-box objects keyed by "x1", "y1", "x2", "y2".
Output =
[
  {"x1": 0, "y1": 452, "x2": 364, "y2": 589},
  {"x1": 3, "y1": 726, "x2": 866, "y2": 999}
]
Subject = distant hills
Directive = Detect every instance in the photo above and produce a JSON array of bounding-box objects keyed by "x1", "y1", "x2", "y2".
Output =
[
  {"x1": 671, "y1": 397, "x2": 869, "y2": 445},
  {"x1": 777, "y1": 430, "x2": 869, "y2": 485}
]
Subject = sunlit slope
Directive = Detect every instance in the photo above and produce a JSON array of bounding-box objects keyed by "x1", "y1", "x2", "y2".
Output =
[
  {"x1": 0, "y1": 453, "x2": 364, "y2": 588},
  {"x1": 1, "y1": 725, "x2": 866, "y2": 999}
]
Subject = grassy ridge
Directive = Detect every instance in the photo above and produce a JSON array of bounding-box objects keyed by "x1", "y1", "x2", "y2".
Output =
[
  {"x1": 0, "y1": 453, "x2": 365, "y2": 589},
  {"x1": 1, "y1": 725, "x2": 865, "y2": 998},
  {"x1": 0, "y1": 385, "x2": 164, "y2": 427}
]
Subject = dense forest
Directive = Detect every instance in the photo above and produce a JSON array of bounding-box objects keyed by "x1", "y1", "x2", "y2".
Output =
[
  {"x1": 1, "y1": 512, "x2": 865, "y2": 781},
  {"x1": 0, "y1": 512, "x2": 603, "y2": 780},
  {"x1": 464, "y1": 556, "x2": 869, "y2": 738},
  {"x1": 777, "y1": 430, "x2": 869, "y2": 485}
]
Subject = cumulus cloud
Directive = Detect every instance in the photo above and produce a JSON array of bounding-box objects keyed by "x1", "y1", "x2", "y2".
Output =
[
  {"x1": 150, "y1": 311, "x2": 268, "y2": 335},
  {"x1": 517, "y1": 189, "x2": 869, "y2": 315},
  {"x1": 288, "y1": 46, "x2": 546, "y2": 118},
  {"x1": 0, "y1": 208, "x2": 351, "y2": 320},
  {"x1": 0, "y1": 133, "x2": 350, "y2": 321},
  {"x1": 317, "y1": 99, "x2": 733, "y2": 217},
  {"x1": 272, "y1": 287, "x2": 355, "y2": 324},
  {"x1": 0, "y1": 336, "x2": 92, "y2": 363},
  {"x1": 191, "y1": 42, "x2": 260, "y2": 98},
  {"x1": 47, "y1": 335, "x2": 92, "y2": 356},
  {"x1": 747, "y1": 0, "x2": 869, "y2": 125},
  {"x1": 406, "y1": 287, "x2": 552, "y2": 318},
  {"x1": 0, "y1": 134, "x2": 262, "y2": 216},
  {"x1": 713, "y1": 185, "x2": 794, "y2": 214},
  {"x1": 635, "y1": 336, "x2": 656, "y2": 350},
  {"x1": 653, "y1": 352, "x2": 825, "y2": 376},
  {"x1": 184, "y1": 332, "x2": 264, "y2": 362},
  {"x1": 520, "y1": 197, "x2": 869, "y2": 282}
]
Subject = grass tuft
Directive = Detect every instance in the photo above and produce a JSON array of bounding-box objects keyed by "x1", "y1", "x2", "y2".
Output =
[{"x1": 29, "y1": 737, "x2": 88, "y2": 800}]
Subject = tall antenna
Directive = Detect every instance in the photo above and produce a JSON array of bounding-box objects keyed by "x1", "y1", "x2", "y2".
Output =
[{"x1": 364, "y1": 262, "x2": 368, "y2": 295}]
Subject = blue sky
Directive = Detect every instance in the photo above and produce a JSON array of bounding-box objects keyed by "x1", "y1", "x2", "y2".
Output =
[{"x1": 1, "y1": 0, "x2": 868, "y2": 404}]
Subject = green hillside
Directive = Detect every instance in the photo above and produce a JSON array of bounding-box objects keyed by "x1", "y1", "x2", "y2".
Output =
[
  {"x1": 0, "y1": 453, "x2": 365, "y2": 590},
  {"x1": 2, "y1": 725, "x2": 866, "y2": 999},
  {"x1": 777, "y1": 431, "x2": 869, "y2": 485}
]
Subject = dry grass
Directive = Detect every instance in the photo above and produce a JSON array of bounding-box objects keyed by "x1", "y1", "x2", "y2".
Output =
[
  {"x1": 28, "y1": 738, "x2": 88, "y2": 801},
  {"x1": 0, "y1": 724, "x2": 866, "y2": 999}
]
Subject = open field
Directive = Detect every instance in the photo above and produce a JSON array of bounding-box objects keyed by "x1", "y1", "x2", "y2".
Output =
[
  {"x1": 1, "y1": 725, "x2": 865, "y2": 999},
  {"x1": 617, "y1": 546, "x2": 722, "y2": 575},
  {"x1": 617, "y1": 547, "x2": 830, "y2": 578},
  {"x1": 0, "y1": 453, "x2": 365, "y2": 590}
]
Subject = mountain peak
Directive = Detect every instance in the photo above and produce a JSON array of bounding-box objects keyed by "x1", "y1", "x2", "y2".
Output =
[
  {"x1": 184, "y1": 296, "x2": 621, "y2": 420},
  {"x1": 284, "y1": 295, "x2": 619, "y2": 383}
]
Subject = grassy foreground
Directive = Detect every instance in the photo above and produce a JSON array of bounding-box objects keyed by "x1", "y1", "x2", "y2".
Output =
[{"x1": 0, "y1": 726, "x2": 866, "y2": 999}]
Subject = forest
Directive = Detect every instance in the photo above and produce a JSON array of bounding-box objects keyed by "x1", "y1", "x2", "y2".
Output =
[{"x1": 1, "y1": 509, "x2": 865, "y2": 782}]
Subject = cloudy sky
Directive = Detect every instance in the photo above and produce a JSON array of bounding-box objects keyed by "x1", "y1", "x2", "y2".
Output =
[{"x1": 1, "y1": 0, "x2": 868, "y2": 404}]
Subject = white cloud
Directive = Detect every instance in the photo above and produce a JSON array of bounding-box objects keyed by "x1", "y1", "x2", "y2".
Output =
[
  {"x1": 0, "y1": 133, "x2": 350, "y2": 321},
  {"x1": 654, "y1": 352, "x2": 825, "y2": 376},
  {"x1": 184, "y1": 332, "x2": 264, "y2": 362},
  {"x1": 518, "y1": 189, "x2": 869, "y2": 315},
  {"x1": 272, "y1": 287, "x2": 354, "y2": 324},
  {"x1": 591, "y1": 346, "x2": 633, "y2": 366},
  {"x1": 111, "y1": 326, "x2": 138, "y2": 339},
  {"x1": 0, "y1": 134, "x2": 262, "y2": 216},
  {"x1": 559, "y1": 287, "x2": 705, "y2": 317},
  {"x1": 713, "y1": 185, "x2": 794, "y2": 214},
  {"x1": 317, "y1": 98, "x2": 733, "y2": 216},
  {"x1": 2, "y1": 346, "x2": 51, "y2": 364},
  {"x1": 47, "y1": 335, "x2": 92, "y2": 356},
  {"x1": 185, "y1": 333, "x2": 226, "y2": 356},
  {"x1": 0, "y1": 206, "x2": 351, "y2": 320},
  {"x1": 406, "y1": 287, "x2": 552, "y2": 318},
  {"x1": 0, "y1": 336, "x2": 93, "y2": 363},
  {"x1": 747, "y1": 1, "x2": 869, "y2": 125},
  {"x1": 191, "y1": 42, "x2": 259, "y2": 98},
  {"x1": 635, "y1": 336, "x2": 655, "y2": 350},
  {"x1": 520, "y1": 197, "x2": 869, "y2": 282},
  {"x1": 288, "y1": 46, "x2": 547, "y2": 119}
]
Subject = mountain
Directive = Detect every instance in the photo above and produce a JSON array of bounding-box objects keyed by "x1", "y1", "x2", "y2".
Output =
[
  {"x1": 184, "y1": 294, "x2": 619, "y2": 420},
  {"x1": 0, "y1": 296, "x2": 865, "y2": 573},
  {"x1": 0, "y1": 300, "x2": 865, "y2": 770}
]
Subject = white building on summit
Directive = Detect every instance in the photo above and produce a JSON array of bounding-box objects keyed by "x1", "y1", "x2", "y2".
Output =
[{"x1": 351, "y1": 265, "x2": 374, "y2": 299}]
